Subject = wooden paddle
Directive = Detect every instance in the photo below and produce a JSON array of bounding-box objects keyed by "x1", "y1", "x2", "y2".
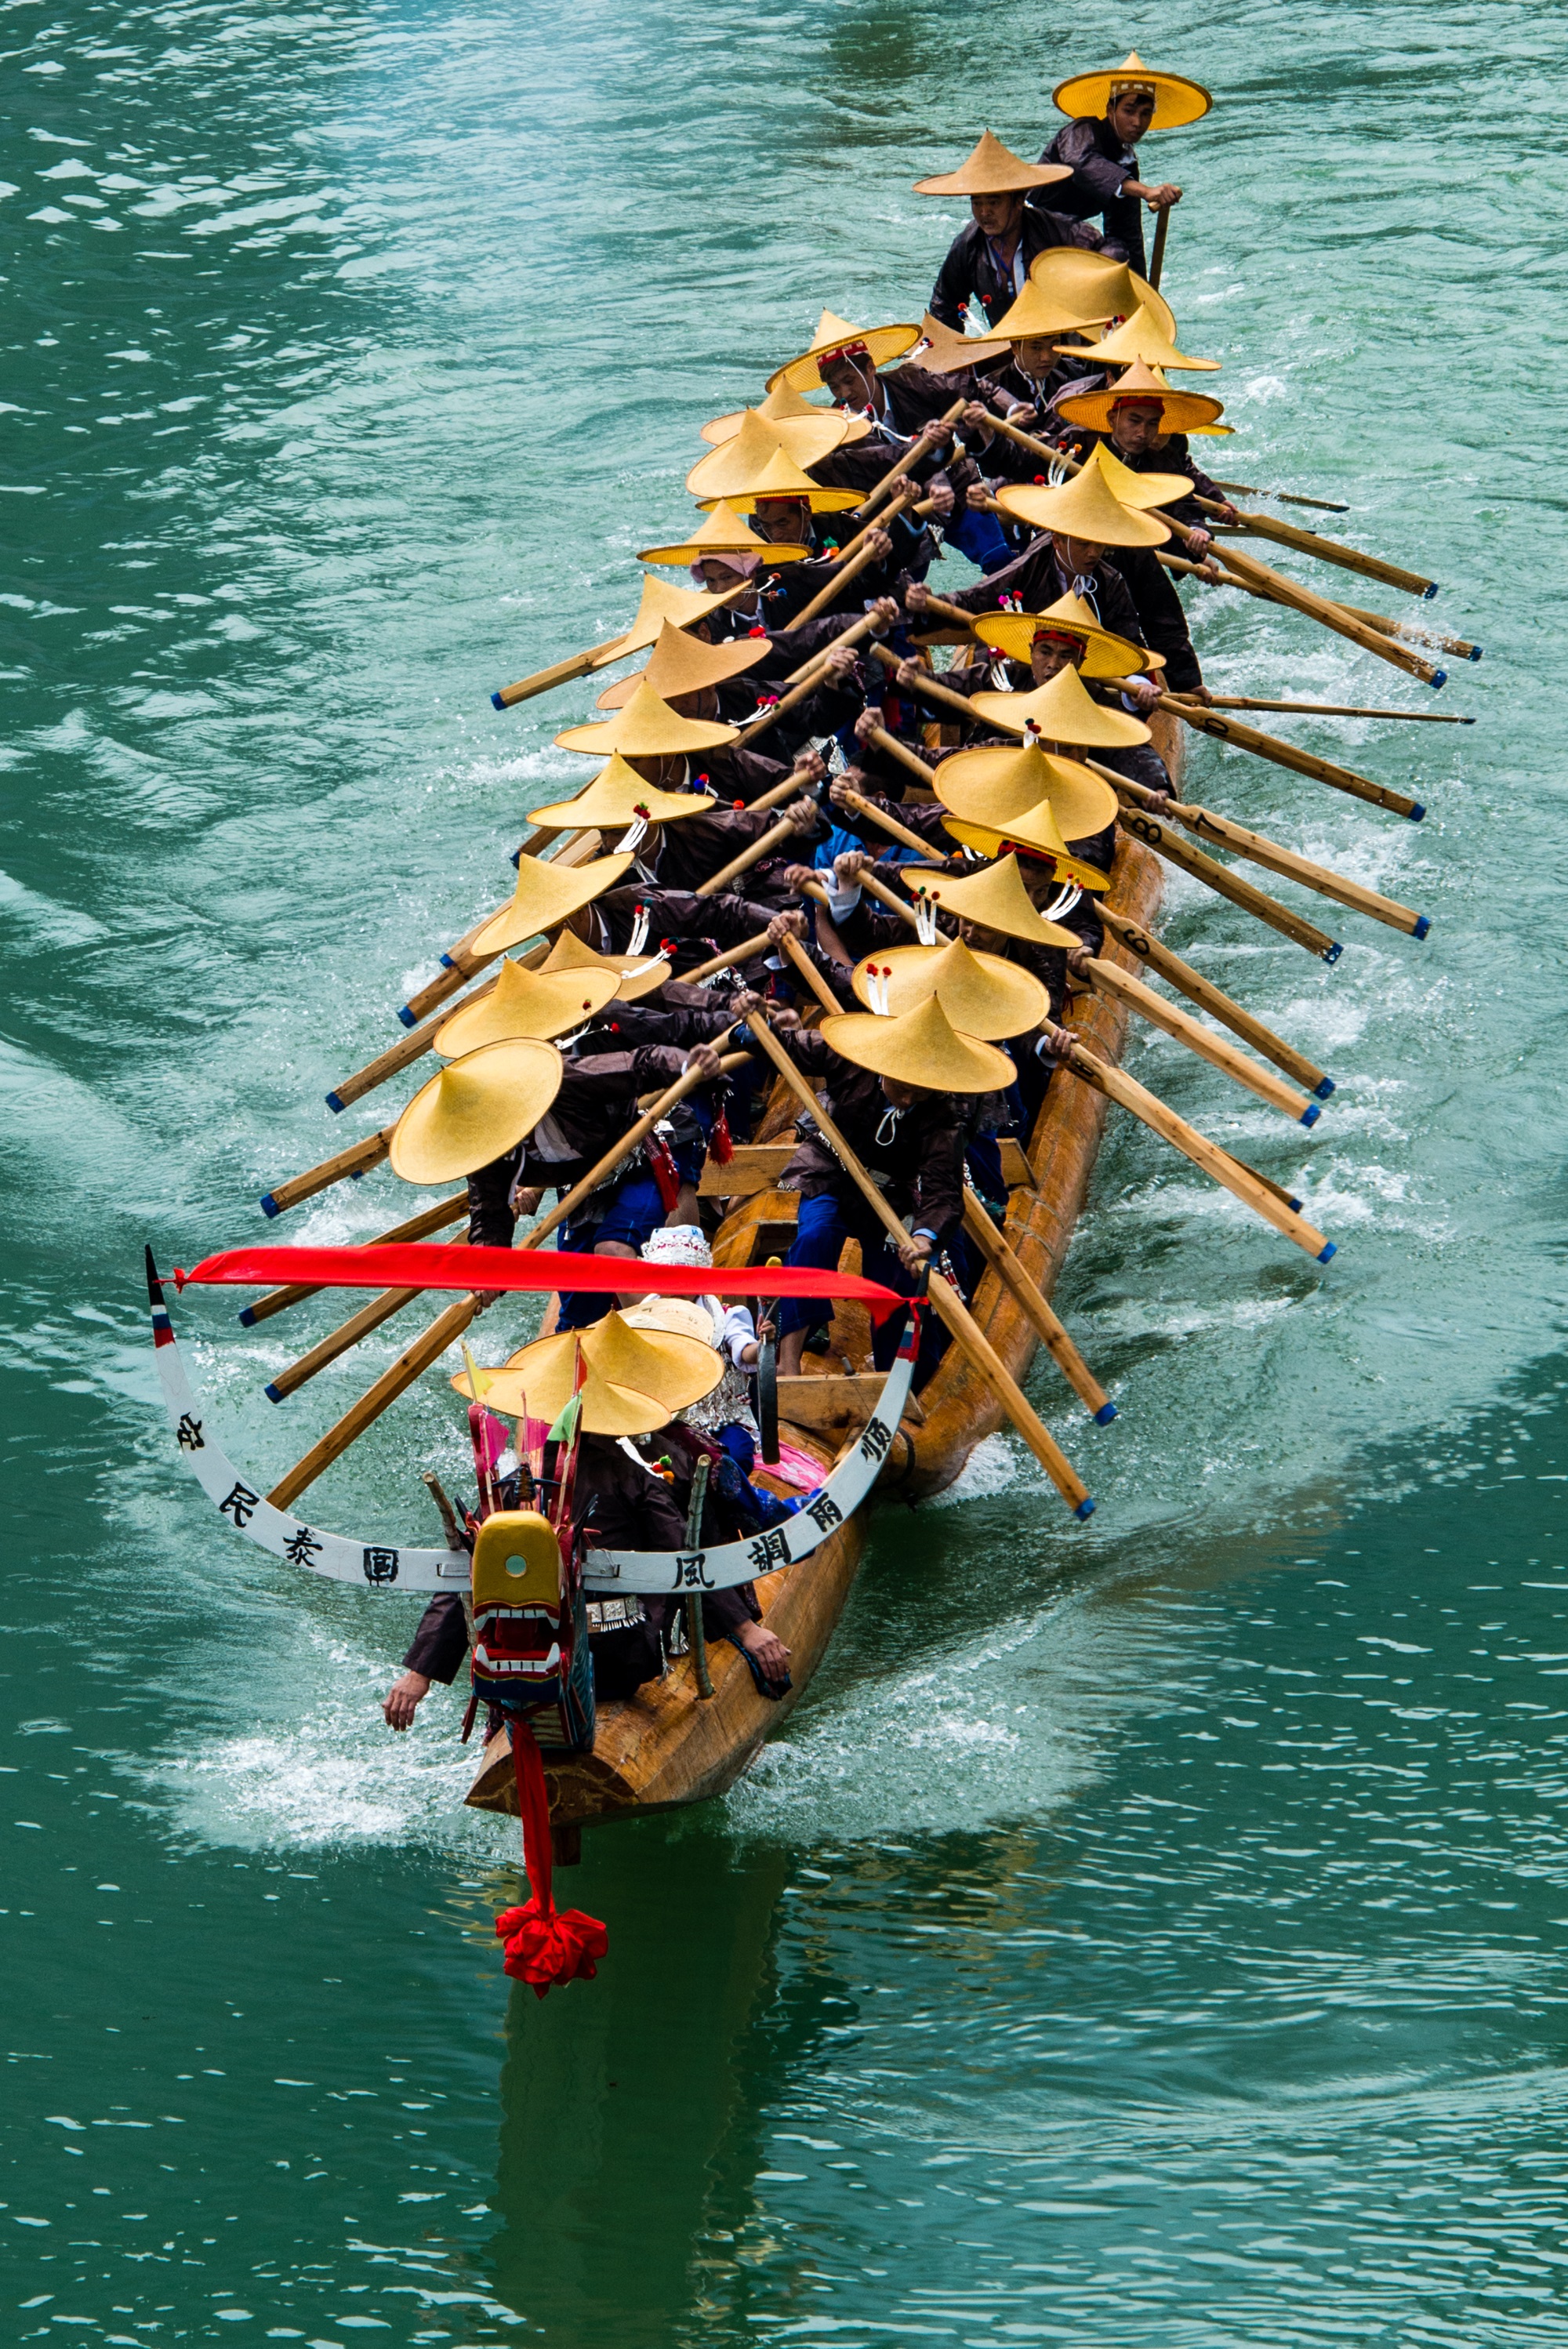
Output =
[
  {"x1": 768, "y1": 947, "x2": 1118, "y2": 1425},
  {"x1": 859, "y1": 721, "x2": 940, "y2": 789},
  {"x1": 239, "y1": 1193, "x2": 468, "y2": 1327},
  {"x1": 682, "y1": 928, "x2": 775, "y2": 984},
  {"x1": 397, "y1": 828, "x2": 606, "y2": 1029},
  {"x1": 782, "y1": 494, "x2": 935, "y2": 634},
  {"x1": 1185, "y1": 536, "x2": 1445, "y2": 686},
  {"x1": 263, "y1": 1049, "x2": 757, "y2": 1491},
  {"x1": 1200, "y1": 503, "x2": 1436, "y2": 599},
  {"x1": 742, "y1": 1012, "x2": 1094, "y2": 1516},
  {"x1": 260, "y1": 1124, "x2": 397, "y2": 1220},
  {"x1": 1210, "y1": 478, "x2": 1350, "y2": 515},
  {"x1": 1149, "y1": 206, "x2": 1172, "y2": 291},
  {"x1": 1049, "y1": 1030, "x2": 1337, "y2": 1264},
  {"x1": 1156, "y1": 697, "x2": 1426, "y2": 822},
  {"x1": 1092, "y1": 760, "x2": 1430, "y2": 939},
  {"x1": 1095, "y1": 904, "x2": 1334, "y2": 1098},
  {"x1": 853, "y1": 398, "x2": 967, "y2": 519},
  {"x1": 1338, "y1": 603, "x2": 1481, "y2": 663},
  {"x1": 1079, "y1": 957, "x2": 1319, "y2": 1125},
  {"x1": 1203, "y1": 695, "x2": 1472, "y2": 726},
  {"x1": 490, "y1": 579, "x2": 753, "y2": 710},
  {"x1": 833, "y1": 783, "x2": 950, "y2": 863},
  {"x1": 1112, "y1": 810, "x2": 1342, "y2": 960},
  {"x1": 694, "y1": 808, "x2": 809, "y2": 898},
  {"x1": 777, "y1": 928, "x2": 847, "y2": 1017}
]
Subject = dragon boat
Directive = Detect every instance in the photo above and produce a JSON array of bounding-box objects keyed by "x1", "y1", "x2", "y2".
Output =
[{"x1": 462, "y1": 730, "x2": 1174, "y2": 1851}]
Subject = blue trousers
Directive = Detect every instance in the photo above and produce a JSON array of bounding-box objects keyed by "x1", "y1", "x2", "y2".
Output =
[
  {"x1": 945, "y1": 504, "x2": 1013, "y2": 575},
  {"x1": 779, "y1": 1189, "x2": 949, "y2": 1383}
]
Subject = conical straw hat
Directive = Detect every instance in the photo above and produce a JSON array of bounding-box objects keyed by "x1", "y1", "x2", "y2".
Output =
[
  {"x1": 1089, "y1": 438, "x2": 1199, "y2": 511},
  {"x1": 906, "y1": 310, "x2": 1011, "y2": 376},
  {"x1": 452, "y1": 1309, "x2": 724, "y2": 1425},
  {"x1": 700, "y1": 380, "x2": 873, "y2": 451},
  {"x1": 1053, "y1": 50, "x2": 1213, "y2": 133},
  {"x1": 1028, "y1": 248, "x2": 1177, "y2": 343},
  {"x1": 434, "y1": 956, "x2": 620, "y2": 1058},
  {"x1": 973, "y1": 594, "x2": 1160, "y2": 681},
  {"x1": 767, "y1": 307, "x2": 923, "y2": 394},
  {"x1": 686, "y1": 411, "x2": 860, "y2": 511},
  {"x1": 991, "y1": 275, "x2": 1116, "y2": 343},
  {"x1": 913, "y1": 128, "x2": 1074, "y2": 198},
  {"x1": 637, "y1": 499, "x2": 810, "y2": 568},
  {"x1": 540, "y1": 925, "x2": 670, "y2": 1004},
  {"x1": 996, "y1": 452, "x2": 1172, "y2": 546},
  {"x1": 589, "y1": 572, "x2": 755, "y2": 672},
  {"x1": 527, "y1": 753, "x2": 715, "y2": 833},
  {"x1": 692, "y1": 400, "x2": 855, "y2": 474},
  {"x1": 1058, "y1": 303, "x2": 1220, "y2": 374},
  {"x1": 389, "y1": 1038, "x2": 564, "y2": 1184},
  {"x1": 820, "y1": 991, "x2": 1015, "y2": 1094},
  {"x1": 850, "y1": 937, "x2": 1049, "y2": 1040},
  {"x1": 468, "y1": 849, "x2": 637, "y2": 960},
  {"x1": 593, "y1": 619, "x2": 770, "y2": 711},
  {"x1": 969, "y1": 656, "x2": 1152, "y2": 750},
  {"x1": 909, "y1": 854, "x2": 1080, "y2": 948},
  {"x1": 1054, "y1": 356, "x2": 1225, "y2": 435},
  {"x1": 942, "y1": 800, "x2": 1112, "y2": 894},
  {"x1": 554, "y1": 677, "x2": 739, "y2": 757},
  {"x1": 455, "y1": 1358, "x2": 682, "y2": 1438},
  {"x1": 622, "y1": 1296, "x2": 719, "y2": 1348},
  {"x1": 934, "y1": 738, "x2": 1119, "y2": 842}
]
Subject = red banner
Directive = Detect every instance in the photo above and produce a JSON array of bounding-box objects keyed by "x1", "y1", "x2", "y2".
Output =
[{"x1": 172, "y1": 1243, "x2": 908, "y2": 1321}]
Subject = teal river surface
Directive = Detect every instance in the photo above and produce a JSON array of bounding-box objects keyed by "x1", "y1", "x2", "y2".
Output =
[{"x1": 5, "y1": 1, "x2": 1568, "y2": 2342}]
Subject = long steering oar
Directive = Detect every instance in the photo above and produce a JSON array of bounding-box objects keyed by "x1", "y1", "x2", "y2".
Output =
[
  {"x1": 1095, "y1": 903, "x2": 1334, "y2": 1099},
  {"x1": 1091, "y1": 759, "x2": 1431, "y2": 941},
  {"x1": 742, "y1": 1011, "x2": 1094, "y2": 1516},
  {"x1": 1046, "y1": 1026, "x2": 1337, "y2": 1265},
  {"x1": 263, "y1": 1048, "x2": 757, "y2": 1499}
]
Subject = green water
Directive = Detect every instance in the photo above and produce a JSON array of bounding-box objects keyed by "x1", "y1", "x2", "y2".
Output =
[{"x1": 5, "y1": 0, "x2": 1568, "y2": 2340}]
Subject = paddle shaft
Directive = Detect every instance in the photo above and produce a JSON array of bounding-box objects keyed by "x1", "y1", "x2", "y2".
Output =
[
  {"x1": 783, "y1": 498, "x2": 928, "y2": 634},
  {"x1": 491, "y1": 580, "x2": 754, "y2": 710},
  {"x1": 260, "y1": 1124, "x2": 395, "y2": 1218},
  {"x1": 682, "y1": 928, "x2": 774, "y2": 984},
  {"x1": 1114, "y1": 806, "x2": 1342, "y2": 961},
  {"x1": 1191, "y1": 536, "x2": 1444, "y2": 685},
  {"x1": 1202, "y1": 504, "x2": 1435, "y2": 599},
  {"x1": 1149, "y1": 205, "x2": 1172, "y2": 291},
  {"x1": 1156, "y1": 695, "x2": 1425, "y2": 821},
  {"x1": 1338, "y1": 602, "x2": 1480, "y2": 662},
  {"x1": 695, "y1": 808, "x2": 805, "y2": 897},
  {"x1": 861, "y1": 721, "x2": 939, "y2": 788},
  {"x1": 1210, "y1": 479, "x2": 1351, "y2": 514},
  {"x1": 833, "y1": 782, "x2": 948, "y2": 862},
  {"x1": 742, "y1": 1013, "x2": 1091, "y2": 1514},
  {"x1": 777, "y1": 927, "x2": 845, "y2": 1016},
  {"x1": 401, "y1": 829, "x2": 606, "y2": 1028},
  {"x1": 1203, "y1": 695, "x2": 1472, "y2": 725},
  {"x1": 1094, "y1": 758, "x2": 1428, "y2": 938},
  {"x1": 1080, "y1": 957, "x2": 1316, "y2": 1124},
  {"x1": 1055, "y1": 1037, "x2": 1335, "y2": 1263},
  {"x1": 782, "y1": 608, "x2": 880, "y2": 686},
  {"x1": 240, "y1": 1192, "x2": 468, "y2": 1326},
  {"x1": 869, "y1": 638, "x2": 993, "y2": 732},
  {"x1": 853, "y1": 398, "x2": 967, "y2": 520},
  {"x1": 1096, "y1": 903, "x2": 1334, "y2": 1098},
  {"x1": 267, "y1": 1294, "x2": 481, "y2": 1511}
]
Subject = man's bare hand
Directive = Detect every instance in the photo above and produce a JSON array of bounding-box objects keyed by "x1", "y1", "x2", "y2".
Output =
[
  {"x1": 767, "y1": 906, "x2": 808, "y2": 940},
  {"x1": 508, "y1": 1181, "x2": 544, "y2": 1218},
  {"x1": 781, "y1": 864, "x2": 818, "y2": 896},
  {"x1": 383, "y1": 1671, "x2": 431, "y2": 1731},
  {"x1": 1126, "y1": 678, "x2": 1163, "y2": 713},
  {"x1": 785, "y1": 793, "x2": 818, "y2": 833},
  {"x1": 896, "y1": 1231, "x2": 933, "y2": 1276},
  {"x1": 790, "y1": 748, "x2": 828, "y2": 786},
  {"x1": 866, "y1": 594, "x2": 902, "y2": 637},
  {"x1": 904, "y1": 580, "x2": 931, "y2": 613},
  {"x1": 769, "y1": 1004, "x2": 802, "y2": 1035},
  {"x1": 862, "y1": 526, "x2": 893, "y2": 561},
  {"x1": 926, "y1": 477, "x2": 956, "y2": 520},
  {"x1": 853, "y1": 706, "x2": 885, "y2": 745},
  {"x1": 735, "y1": 1618, "x2": 792, "y2": 1679},
  {"x1": 684, "y1": 1042, "x2": 724, "y2": 1079},
  {"x1": 833, "y1": 848, "x2": 869, "y2": 887},
  {"x1": 1066, "y1": 944, "x2": 1094, "y2": 978},
  {"x1": 961, "y1": 400, "x2": 995, "y2": 438}
]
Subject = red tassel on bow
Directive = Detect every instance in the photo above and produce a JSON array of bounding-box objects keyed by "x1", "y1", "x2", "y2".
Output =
[
  {"x1": 495, "y1": 1723, "x2": 608, "y2": 2000},
  {"x1": 646, "y1": 1131, "x2": 681, "y2": 1213},
  {"x1": 709, "y1": 1102, "x2": 734, "y2": 1166}
]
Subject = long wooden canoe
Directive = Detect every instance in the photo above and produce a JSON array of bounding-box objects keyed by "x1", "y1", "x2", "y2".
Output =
[{"x1": 466, "y1": 724, "x2": 1178, "y2": 1839}]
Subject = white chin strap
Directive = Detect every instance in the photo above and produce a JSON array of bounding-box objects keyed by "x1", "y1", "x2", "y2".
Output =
[
  {"x1": 627, "y1": 902, "x2": 652, "y2": 957},
  {"x1": 615, "y1": 815, "x2": 651, "y2": 854},
  {"x1": 915, "y1": 896, "x2": 940, "y2": 946},
  {"x1": 866, "y1": 965, "x2": 894, "y2": 1016},
  {"x1": 1042, "y1": 881, "x2": 1082, "y2": 924}
]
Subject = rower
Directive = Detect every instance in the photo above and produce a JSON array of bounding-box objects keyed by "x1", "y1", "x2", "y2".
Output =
[
  {"x1": 1051, "y1": 358, "x2": 1240, "y2": 550},
  {"x1": 1040, "y1": 52, "x2": 1213, "y2": 275},
  {"x1": 915, "y1": 129, "x2": 1096, "y2": 332}
]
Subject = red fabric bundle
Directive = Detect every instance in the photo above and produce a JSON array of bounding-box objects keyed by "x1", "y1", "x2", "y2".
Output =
[{"x1": 494, "y1": 1723, "x2": 607, "y2": 2000}]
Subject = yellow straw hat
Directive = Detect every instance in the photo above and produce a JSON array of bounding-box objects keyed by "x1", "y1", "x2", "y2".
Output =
[
  {"x1": 589, "y1": 572, "x2": 754, "y2": 672},
  {"x1": 906, "y1": 310, "x2": 1012, "y2": 376},
  {"x1": 1090, "y1": 439, "x2": 1202, "y2": 511},
  {"x1": 913, "y1": 128, "x2": 1073, "y2": 198},
  {"x1": 1028, "y1": 248, "x2": 1177, "y2": 344},
  {"x1": 850, "y1": 937, "x2": 1048, "y2": 1040},
  {"x1": 1053, "y1": 50, "x2": 1214, "y2": 133},
  {"x1": 389, "y1": 1038, "x2": 564, "y2": 1185},
  {"x1": 539, "y1": 925, "x2": 670, "y2": 1005},
  {"x1": 934, "y1": 738, "x2": 1119, "y2": 842},
  {"x1": 909, "y1": 854, "x2": 1080, "y2": 948},
  {"x1": 1058, "y1": 303, "x2": 1221, "y2": 375},
  {"x1": 452, "y1": 1309, "x2": 723, "y2": 1428},
  {"x1": 767, "y1": 307, "x2": 923, "y2": 395},
  {"x1": 433, "y1": 957, "x2": 619, "y2": 1058},
  {"x1": 996, "y1": 452, "x2": 1172, "y2": 546},
  {"x1": 701, "y1": 380, "x2": 873, "y2": 452},
  {"x1": 991, "y1": 275, "x2": 1115, "y2": 343},
  {"x1": 468, "y1": 849, "x2": 637, "y2": 961},
  {"x1": 593, "y1": 619, "x2": 770, "y2": 711},
  {"x1": 819, "y1": 992, "x2": 1015, "y2": 1095},
  {"x1": 1054, "y1": 356, "x2": 1225, "y2": 435},
  {"x1": 973, "y1": 594, "x2": 1160, "y2": 681},
  {"x1": 693, "y1": 398, "x2": 856, "y2": 475},
  {"x1": 455, "y1": 1359, "x2": 679, "y2": 1439},
  {"x1": 942, "y1": 800, "x2": 1112, "y2": 895},
  {"x1": 554, "y1": 677, "x2": 739, "y2": 758},
  {"x1": 968, "y1": 656, "x2": 1152, "y2": 750},
  {"x1": 686, "y1": 411, "x2": 859, "y2": 511},
  {"x1": 526, "y1": 753, "x2": 715, "y2": 834},
  {"x1": 621, "y1": 1295, "x2": 719, "y2": 1349},
  {"x1": 637, "y1": 499, "x2": 810, "y2": 569}
]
